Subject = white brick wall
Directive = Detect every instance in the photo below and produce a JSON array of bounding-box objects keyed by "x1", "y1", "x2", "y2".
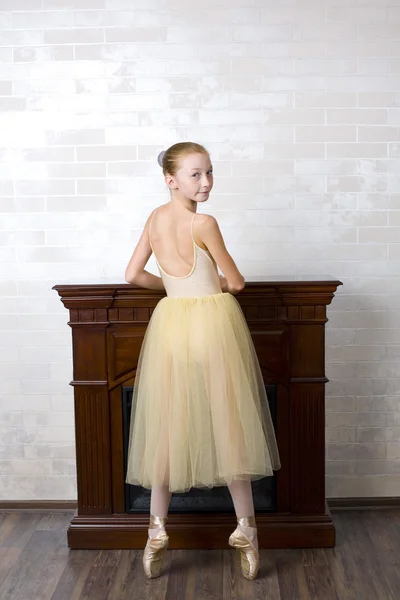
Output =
[{"x1": 1, "y1": 0, "x2": 399, "y2": 500}]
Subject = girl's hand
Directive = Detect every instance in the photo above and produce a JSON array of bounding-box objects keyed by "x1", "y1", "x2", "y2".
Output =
[{"x1": 219, "y1": 274, "x2": 228, "y2": 292}]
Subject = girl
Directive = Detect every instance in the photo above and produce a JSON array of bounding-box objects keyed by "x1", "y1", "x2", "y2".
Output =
[{"x1": 125, "y1": 142, "x2": 281, "y2": 581}]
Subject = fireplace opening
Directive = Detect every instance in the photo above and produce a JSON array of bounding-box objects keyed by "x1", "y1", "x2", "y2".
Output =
[{"x1": 122, "y1": 385, "x2": 278, "y2": 514}]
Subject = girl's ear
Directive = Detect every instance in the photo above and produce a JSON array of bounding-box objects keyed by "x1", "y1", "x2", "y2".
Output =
[{"x1": 165, "y1": 175, "x2": 178, "y2": 189}]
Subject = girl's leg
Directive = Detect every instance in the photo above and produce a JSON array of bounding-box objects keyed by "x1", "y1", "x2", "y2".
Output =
[
  {"x1": 149, "y1": 436, "x2": 172, "y2": 536},
  {"x1": 148, "y1": 484, "x2": 171, "y2": 538},
  {"x1": 149, "y1": 484, "x2": 172, "y2": 534},
  {"x1": 227, "y1": 478, "x2": 254, "y2": 518},
  {"x1": 143, "y1": 484, "x2": 171, "y2": 579},
  {"x1": 227, "y1": 478, "x2": 258, "y2": 551}
]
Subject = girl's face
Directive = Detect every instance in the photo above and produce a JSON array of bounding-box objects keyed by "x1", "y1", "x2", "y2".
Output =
[{"x1": 166, "y1": 152, "x2": 214, "y2": 203}]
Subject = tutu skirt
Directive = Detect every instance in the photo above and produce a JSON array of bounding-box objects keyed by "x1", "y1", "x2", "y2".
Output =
[{"x1": 126, "y1": 291, "x2": 281, "y2": 493}]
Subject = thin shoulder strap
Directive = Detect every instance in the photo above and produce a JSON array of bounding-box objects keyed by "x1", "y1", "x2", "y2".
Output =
[
  {"x1": 148, "y1": 208, "x2": 158, "y2": 248},
  {"x1": 190, "y1": 212, "x2": 196, "y2": 241}
]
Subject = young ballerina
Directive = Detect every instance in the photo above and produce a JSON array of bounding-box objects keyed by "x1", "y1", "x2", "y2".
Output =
[{"x1": 125, "y1": 142, "x2": 281, "y2": 580}]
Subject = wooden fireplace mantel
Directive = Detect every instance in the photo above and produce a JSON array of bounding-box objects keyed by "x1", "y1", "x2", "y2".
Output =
[{"x1": 53, "y1": 276, "x2": 342, "y2": 549}]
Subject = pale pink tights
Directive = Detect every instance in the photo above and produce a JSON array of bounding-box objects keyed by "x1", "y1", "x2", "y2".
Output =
[{"x1": 150, "y1": 478, "x2": 254, "y2": 519}]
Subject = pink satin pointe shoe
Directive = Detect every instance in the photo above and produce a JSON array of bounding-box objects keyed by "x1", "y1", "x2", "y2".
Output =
[
  {"x1": 143, "y1": 514, "x2": 169, "y2": 579},
  {"x1": 228, "y1": 515, "x2": 259, "y2": 580}
]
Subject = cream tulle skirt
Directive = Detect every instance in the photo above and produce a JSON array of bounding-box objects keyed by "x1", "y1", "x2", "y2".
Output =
[{"x1": 126, "y1": 292, "x2": 281, "y2": 493}]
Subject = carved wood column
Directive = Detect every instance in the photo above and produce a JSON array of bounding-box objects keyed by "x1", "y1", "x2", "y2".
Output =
[
  {"x1": 281, "y1": 285, "x2": 338, "y2": 514},
  {"x1": 59, "y1": 288, "x2": 115, "y2": 515}
]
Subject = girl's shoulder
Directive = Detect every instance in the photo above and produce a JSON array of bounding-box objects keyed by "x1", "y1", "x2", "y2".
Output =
[
  {"x1": 146, "y1": 203, "x2": 168, "y2": 226},
  {"x1": 195, "y1": 213, "x2": 218, "y2": 226},
  {"x1": 194, "y1": 214, "x2": 220, "y2": 235},
  {"x1": 149, "y1": 202, "x2": 168, "y2": 217}
]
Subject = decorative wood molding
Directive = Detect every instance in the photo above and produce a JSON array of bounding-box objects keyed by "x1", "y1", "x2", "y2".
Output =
[
  {"x1": 0, "y1": 501, "x2": 78, "y2": 510},
  {"x1": 329, "y1": 497, "x2": 400, "y2": 510},
  {"x1": 1, "y1": 497, "x2": 399, "y2": 512}
]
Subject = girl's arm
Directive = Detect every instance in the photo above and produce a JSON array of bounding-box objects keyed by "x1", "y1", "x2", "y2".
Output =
[
  {"x1": 219, "y1": 275, "x2": 228, "y2": 292},
  {"x1": 196, "y1": 214, "x2": 245, "y2": 295},
  {"x1": 125, "y1": 211, "x2": 165, "y2": 290}
]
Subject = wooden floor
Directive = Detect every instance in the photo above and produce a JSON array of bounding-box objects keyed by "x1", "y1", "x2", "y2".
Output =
[{"x1": 0, "y1": 509, "x2": 399, "y2": 600}]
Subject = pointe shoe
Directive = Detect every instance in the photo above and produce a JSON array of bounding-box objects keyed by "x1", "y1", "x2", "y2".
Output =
[
  {"x1": 143, "y1": 514, "x2": 169, "y2": 579},
  {"x1": 228, "y1": 516, "x2": 259, "y2": 580}
]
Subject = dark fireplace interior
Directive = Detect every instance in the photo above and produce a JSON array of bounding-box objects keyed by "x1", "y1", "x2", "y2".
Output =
[{"x1": 122, "y1": 384, "x2": 278, "y2": 514}]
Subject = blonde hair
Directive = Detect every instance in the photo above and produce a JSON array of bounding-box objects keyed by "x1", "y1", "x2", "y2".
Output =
[{"x1": 158, "y1": 142, "x2": 210, "y2": 176}]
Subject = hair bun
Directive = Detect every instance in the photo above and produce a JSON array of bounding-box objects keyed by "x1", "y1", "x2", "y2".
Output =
[{"x1": 157, "y1": 150, "x2": 165, "y2": 167}]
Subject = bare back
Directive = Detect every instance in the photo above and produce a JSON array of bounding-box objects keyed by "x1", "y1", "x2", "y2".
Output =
[{"x1": 149, "y1": 205, "x2": 209, "y2": 278}]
